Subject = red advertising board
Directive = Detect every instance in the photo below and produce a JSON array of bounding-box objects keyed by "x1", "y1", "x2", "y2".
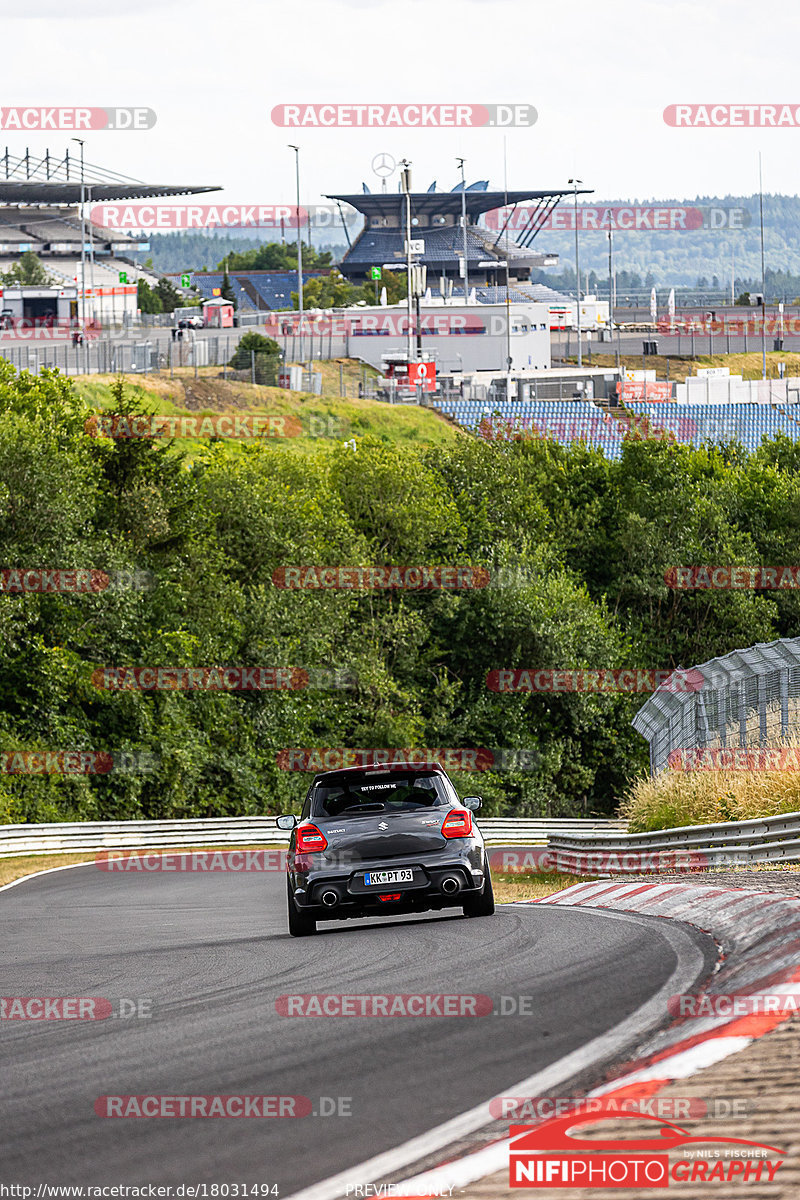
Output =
[
  {"x1": 407, "y1": 361, "x2": 437, "y2": 391},
  {"x1": 618, "y1": 381, "x2": 672, "y2": 401}
]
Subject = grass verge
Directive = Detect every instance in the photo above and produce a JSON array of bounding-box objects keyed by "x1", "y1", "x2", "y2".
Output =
[{"x1": 73, "y1": 367, "x2": 462, "y2": 452}]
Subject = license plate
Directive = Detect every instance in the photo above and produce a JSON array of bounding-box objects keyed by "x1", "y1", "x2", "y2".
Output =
[{"x1": 364, "y1": 869, "x2": 413, "y2": 886}]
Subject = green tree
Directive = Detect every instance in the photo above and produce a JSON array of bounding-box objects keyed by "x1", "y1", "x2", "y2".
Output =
[
  {"x1": 228, "y1": 332, "x2": 280, "y2": 369},
  {"x1": 154, "y1": 277, "x2": 184, "y2": 313},
  {"x1": 299, "y1": 270, "x2": 356, "y2": 310},
  {"x1": 137, "y1": 279, "x2": 162, "y2": 314},
  {"x1": 221, "y1": 242, "x2": 333, "y2": 272},
  {"x1": 227, "y1": 332, "x2": 281, "y2": 383},
  {"x1": 2, "y1": 252, "x2": 53, "y2": 286}
]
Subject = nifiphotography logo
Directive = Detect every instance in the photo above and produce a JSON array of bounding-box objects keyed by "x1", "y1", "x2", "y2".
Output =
[{"x1": 508, "y1": 1107, "x2": 785, "y2": 1188}]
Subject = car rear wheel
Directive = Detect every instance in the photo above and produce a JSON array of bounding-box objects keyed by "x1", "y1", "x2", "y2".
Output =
[
  {"x1": 287, "y1": 879, "x2": 317, "y2": 937},
  {"x1": 462, "y1": 860, "x2": 495, "y2": 918}
]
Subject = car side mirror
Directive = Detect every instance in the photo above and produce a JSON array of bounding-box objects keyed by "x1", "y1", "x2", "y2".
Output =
[
  {"x1": 276, "y1": 814, "x2": 298, "y2": 830},
  {"x1": 462, "y1": 796, "x2": 482, "y2": 812}
]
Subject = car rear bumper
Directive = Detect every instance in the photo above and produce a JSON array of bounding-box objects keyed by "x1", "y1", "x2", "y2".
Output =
[{"x1": 289, "y1": 852, "x2": 486, "y2": 920}]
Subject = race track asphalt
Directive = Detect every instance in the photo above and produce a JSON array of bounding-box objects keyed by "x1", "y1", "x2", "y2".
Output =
[{"x1": 0, "y1": 862, "x2": 715, "y2": 1194}]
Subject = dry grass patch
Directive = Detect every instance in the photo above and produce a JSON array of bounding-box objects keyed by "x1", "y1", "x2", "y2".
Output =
[
  {"x1": 621, "y1": 711, "x2": 800, "y2": 833},
  {"x1": 492, "y1": 869, "x2": 592, "y2": 903},
  {"x1": 567, "y1": 351, "x2": 800, "y2": 384}
]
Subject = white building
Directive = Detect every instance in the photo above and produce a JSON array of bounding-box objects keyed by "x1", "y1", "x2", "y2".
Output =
[
  {"x1": 334, "y1": 299, "x2": 552, "y2": 374},
  {"x1": 0, "y1": 285, "x2": 77, "y2": 326}
]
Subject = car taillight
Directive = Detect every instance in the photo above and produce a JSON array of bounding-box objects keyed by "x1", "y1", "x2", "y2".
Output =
[
  {"x1": 379, "y1": 893, "x2": 402, "y2": 902},
  {"x1": 441, "y1": 809, "x2": 473, "y2": 839},
  {"x1": 295, "y1": 824, "x2": 328, "y2": 854}
]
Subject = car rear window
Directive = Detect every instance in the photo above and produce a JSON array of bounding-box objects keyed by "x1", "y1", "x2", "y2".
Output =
[{"x1": 311, "y1": 772, "x2": 453, "y2": 818}]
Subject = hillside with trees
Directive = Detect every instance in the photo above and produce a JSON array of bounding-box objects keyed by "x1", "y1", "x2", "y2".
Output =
[{"x1": 1, "y1": 363, "x2": 800, "y2": 824}]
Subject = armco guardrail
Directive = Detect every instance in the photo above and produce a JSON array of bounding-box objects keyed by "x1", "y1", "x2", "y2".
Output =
[
  {"x1": 0, "y1": 816, "x2": 626, "y2": 859},
  {"x1": 546, "y1": 809, "x2": 800, "y2": 872}
]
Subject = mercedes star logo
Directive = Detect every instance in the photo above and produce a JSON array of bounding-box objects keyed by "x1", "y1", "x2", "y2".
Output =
[{"x1": 371, "y1": 152, "x2": 396, "y2": 178}]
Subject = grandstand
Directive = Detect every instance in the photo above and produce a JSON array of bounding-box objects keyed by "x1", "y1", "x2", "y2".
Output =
[
  {"x1": 167, "y1": 269, "x2": 330, "y2": 312},
  {"x1": 432, "y1": 399, "x2": 800, "y2": 458},
  {"x1": 0, "y1": 146, "x2": 220, "y2": 322},
  {"x1": 159, "y1": 179, "x2": 588, "y2": 316},
  {"x1": 160, "y1": 272, "x2": 575, "y2": 318},
  {"x1": 623, "y1": 403, "x2": 800, "y2": 452},
  {"x1": 329, "y1": 180, "x2": 590, "y2": 286},
  {"x1": 433, "y1": 400, "x2": 624, "y2": 457}
]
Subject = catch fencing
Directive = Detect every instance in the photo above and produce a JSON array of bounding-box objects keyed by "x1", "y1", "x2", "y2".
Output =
[{"x1": 633, "y1": 640, "x2": 800, "y2": 775}]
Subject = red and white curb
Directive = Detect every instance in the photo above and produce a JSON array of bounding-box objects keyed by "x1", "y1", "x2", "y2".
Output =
[{"x1": 381, "y1": 880, "x2": 800, "y2": 1197}]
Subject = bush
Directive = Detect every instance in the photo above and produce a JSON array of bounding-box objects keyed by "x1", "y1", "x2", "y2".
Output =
[{"x1": 228, "y1": 332, "x2": 281, "y2": 370}]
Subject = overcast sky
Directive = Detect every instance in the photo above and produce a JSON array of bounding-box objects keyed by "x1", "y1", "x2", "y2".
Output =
[{"x1": 2, "y1": 0, "x2": 799, "y2": 209}]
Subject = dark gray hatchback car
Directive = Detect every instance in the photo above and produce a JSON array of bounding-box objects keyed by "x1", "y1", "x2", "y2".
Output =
[{"x1": 277, "y1": 762, "x2": 495, "y2": 936}]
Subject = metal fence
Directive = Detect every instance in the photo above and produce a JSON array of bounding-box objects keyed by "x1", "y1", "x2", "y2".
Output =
[
  {"x1": 0, "y1": 333, "x2": 244, "y2": 378},
  {"x1": 0, "y1": 333, "x2": 374, "y2": 399},
  {"x1": 0, "y1": 816, "x2": 627, "y2": 858},
  {"x1": 553, "y1": 328, "x2": 800, "y2": 360},
  {"x1": 1, "y1": 336, "x2": 337, "y2": 394}
]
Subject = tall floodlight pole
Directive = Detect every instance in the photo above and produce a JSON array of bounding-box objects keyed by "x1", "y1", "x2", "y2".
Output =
[
  {"x1": 569, "y1": 178, "x2": 582, "y2": 366},
  {"x1": 401, "y1": 159, "x2": 413, "y2": 365},
  {"x1": 288, "y1": 145, "x2": 304, "y2": 375},
  {"x1": 759, "y1": 152, "x2": 767, "y2": 380},
  {"x1": 608, "y1": 229, "x2": 614, "y2": 335},
  {"x1": 71, "y1": 138, "x2": 86, "y2": 333},
  {"x1": 87, "y1": 184, "x2": 96, "y2": 325},
  {"x1": 456, "y1": 157, "x2": 469, "y2": 299}
]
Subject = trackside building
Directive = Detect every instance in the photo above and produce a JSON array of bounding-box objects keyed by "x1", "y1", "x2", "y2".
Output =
[{"x1": 265, "y1": 300, "x2": 552, "y2": 373}]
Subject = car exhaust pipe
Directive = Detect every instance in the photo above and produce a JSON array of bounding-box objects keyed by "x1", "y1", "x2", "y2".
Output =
[
  {"x1": 441, "y1": 876, "x2": 460, "y2": 895},
  {"x1": 321, "y1": 889, "x2": 340, "y2": 908}
]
